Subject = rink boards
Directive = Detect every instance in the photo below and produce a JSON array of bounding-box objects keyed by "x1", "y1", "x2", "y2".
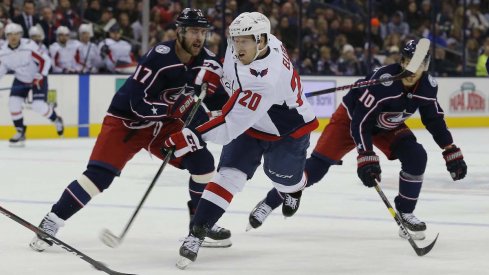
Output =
[{"x1": 0, "y1": 74, "x2": 488, "y2": 139}]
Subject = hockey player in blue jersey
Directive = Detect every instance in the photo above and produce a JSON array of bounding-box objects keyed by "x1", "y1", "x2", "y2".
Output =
[
  {"x1": 248, "y1": 39, "x2": 467, "y2": 241},
  {"x1": 30, "y1": 8, "x2": 231, "y2": 252}
]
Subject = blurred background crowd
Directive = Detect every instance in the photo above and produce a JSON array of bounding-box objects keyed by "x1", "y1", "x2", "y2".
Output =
[{"x1": 1, "y1": 0, "x2": 488, "y2": 76}]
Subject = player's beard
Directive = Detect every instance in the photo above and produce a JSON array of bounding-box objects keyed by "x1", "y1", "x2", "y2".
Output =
[{"x1": 179, "y1": 33, "x2": 203, "y2": 57}]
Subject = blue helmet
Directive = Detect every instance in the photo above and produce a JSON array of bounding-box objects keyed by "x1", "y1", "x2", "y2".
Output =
[
  {"x1": 401, "y1": 39, "x2": 430, "y2": 63},
  {"x1": 176, "y1": 8, "x2": 211, "y2": 29}
]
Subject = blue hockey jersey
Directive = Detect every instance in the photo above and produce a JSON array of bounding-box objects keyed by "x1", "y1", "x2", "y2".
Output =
[
  {"x1": 107, "y1": 40, "x2": 223, "y2": 121},
  {"x1": 342, "y1": 64, "x2": 453, "y2": 152}
]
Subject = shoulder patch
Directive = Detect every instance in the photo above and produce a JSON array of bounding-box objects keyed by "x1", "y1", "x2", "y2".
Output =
[
  {"x1": 428, "y1": 74, "x2": 437, "y2": 87},
  {"x1": 379, "y1": 73, "x2": 393, "y2": 86},
  {"x1": 204, "y1": 47, "x2": 216, "y2": 57},
  {"x1": 155, "y1": 45, "x2": 170, "y2": 54}
]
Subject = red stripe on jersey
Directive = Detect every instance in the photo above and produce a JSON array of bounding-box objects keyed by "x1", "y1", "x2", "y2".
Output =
[
  {"x1": 245, "y1": 129, "x2": 281, "y2": 141},
  {"x1": 290, "y1": 118, "x2": 319, "y2": 138},
  {"x1": 31, "y1": 51, "x2": 45, "y2": 73},
  {"x1": 197, "y1": 89, "x2": 242, "y2": 135},
  {"x1": 205, "y1": 182, "x2": 233, "y2": 203},
  {"x1": 75, "y1": 49, "x2": 82, "y2": 64}
]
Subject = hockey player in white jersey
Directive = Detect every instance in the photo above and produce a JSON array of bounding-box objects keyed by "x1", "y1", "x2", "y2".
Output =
[
  {"x1": 28, "y1": 24, "x2": 48, "y2": 55},
  {"x1": 0, "y1": 23, "x2": 64, "y2": 146},
  {"x1": 76, "y1": 23, "x2": 102, "y2": 73},
  {"x1": 49, "y1": 26, "x2": 82, "y2": 73},
  {"x1": 98, "y1": 23, "x2": 136, "y2": 73},
  {"x1": 163, "y1": 12, "x2": 319, "y2": 269}
]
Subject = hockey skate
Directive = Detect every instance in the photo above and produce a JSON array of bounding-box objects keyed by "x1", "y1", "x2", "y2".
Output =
[
  {"x1": 176, "y1": 225, "x2": 207, "y2": 270},
  {"x1": 282, "y1": 190, "x2": 302, "y2": 217},
  {"x1": 29, "y1": 212, "x2": 65, "y2": 252},
  {"x1": 187, "y1": 201, "x2": 232, "y2": 248},
  {"x1": 54, "y1": 116, "x2": 64, "y2": 136},
  {"x1": 9, "y1": 126, "x2": 26, "y2": 147},
  {"x1": 398, "y1": 212, "x2": 426, "y2": 240},
  {"x1": 246, "y1": 199, "x2": 273, "y2": 231}
]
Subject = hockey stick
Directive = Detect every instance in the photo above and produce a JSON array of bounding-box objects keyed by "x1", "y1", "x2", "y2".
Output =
[
  {"x1": 0, "y1": 205, "x2": 134, "y2": 275},
  {"x1": 100, "y1": 84, "x2": 208, "y2": 248},
  {"x1": 373, "y1": 180, "x2": 439, "y2": 256},
  {"x1": 306, "y1": 38, "x2": 430, "y2": 98},
  {"x1": 0, "y1": 85, "x2": 33, "y2": 91}
]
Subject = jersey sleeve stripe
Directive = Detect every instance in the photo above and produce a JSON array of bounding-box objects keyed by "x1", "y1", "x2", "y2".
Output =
[
  {"x1": 196, "y1": 88, "x2": 242, "y2": 135},
  {"x1": 31, "y1": 51, "x2": 45, "y2": 73}
]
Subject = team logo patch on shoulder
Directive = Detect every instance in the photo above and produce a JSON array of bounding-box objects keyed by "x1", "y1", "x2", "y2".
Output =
[
  {"x1": 428, "y1": 75, "x2": 437, "y2": 87},
  {"x1": 250, "y1": 68, "x2": 268, "y2": 77},
  {"x1": 155, "y1": 45, "x2": 170, "y2": 54},
  {"x1": 379, "y1": 73, "x2": 393, "y2": 86}
]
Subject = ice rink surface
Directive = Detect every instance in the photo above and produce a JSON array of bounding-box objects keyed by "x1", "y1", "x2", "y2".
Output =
[{"x1": 0, "y1": 128, "x2": 488, "y2": 275}]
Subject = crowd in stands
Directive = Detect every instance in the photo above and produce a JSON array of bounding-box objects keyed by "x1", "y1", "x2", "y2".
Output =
[{"x1": 0, "y1": 0, "x2": 488, "y2": 76}]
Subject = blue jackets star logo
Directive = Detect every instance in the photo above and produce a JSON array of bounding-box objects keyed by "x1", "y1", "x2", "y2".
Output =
[{"x1": 151, "y1": 106, "x2": 158, "y2": 115}]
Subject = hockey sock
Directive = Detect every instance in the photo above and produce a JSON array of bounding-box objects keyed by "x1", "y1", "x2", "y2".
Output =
[
  {"x1": 191, "y1": 182, "x2": 233, "y2": 229},
  {"x1": 188, "y1": 177, "x2": 206, "y2": 211},
  {"x1": 264, "y1": 188, "x2": 284, "y2": 210},
  {"x1": 13, "y1": 118, "x2": 25, "y2": 131},
  {"x1": 51, "y1": 180, "x2": 91, "y2": 220},
  {"x1": 394, "y1": 171, "x2": 423, "y2": 213},
  {"x1": 304, "y1": 155, "x2": 331, "y2": 187},
  {"x1": 48, "y1": 109, "x2": 58, "y2": 122}
]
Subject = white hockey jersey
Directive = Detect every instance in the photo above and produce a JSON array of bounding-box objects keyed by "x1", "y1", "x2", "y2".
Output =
[
  {"x1": 197, "y1": 34, "x2": 318, "y2": 145},
  {"x1": 0, "y1": 38, "x2": 51, "y2": 83},
  {"x1": 33, "y1": 41, "x2": 49, "y2": 55},
  {"x1": 49, "y1": 39, "x2": 83, "y2": 73},
  {"x1": 76, "y1": 41, "x2": 102, "y2": 73},
  {"x1": 98, "y1": 38, "x2": 135, "y2": 73}
]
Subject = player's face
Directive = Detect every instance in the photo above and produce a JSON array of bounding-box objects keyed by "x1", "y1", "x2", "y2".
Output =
[
  {"x1": 180, "y1": 27, "x2": 208, "y2": 56},
  {"x1": 80, "y1": 32, "x2": 91, "y2": 42},
  {"x1": 232, "y1": 35, "x2": 257, "y2": 65},
  {"x1": 401, "y1": 58, "x2": 427, "y2": 87},
  {"x1": 109, "y1": 31, "x2": 121, "y2": 41},
  {"x1": 6, "y1": 32, "x2": 21, "y2": 47},
  {"x1": 58, "y1": 34, "x2": 69, "y2": 44},
  {"x1": 30, "y1": 34, "x2": 42, "y2": 43}
]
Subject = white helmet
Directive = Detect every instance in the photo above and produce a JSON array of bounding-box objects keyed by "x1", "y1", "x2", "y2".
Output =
[
  {"x1": 229, "y1": 12, "x2": 270, "y2": 42},
  {"x1": 78, "y1": 23, "x2": 93, "y2": 37},
  {"x1": 229, "y1": 12, "x2": 271, "y2": 62},
  {"x1": 5, "y1": 23, "x2": 23, "y2": 35},
  {"x1": 56, "y1": 26, "x2": 70, "y2": 35},
  {"x1": 29, "y1": 24, "x2": 45, "y2": 40}
]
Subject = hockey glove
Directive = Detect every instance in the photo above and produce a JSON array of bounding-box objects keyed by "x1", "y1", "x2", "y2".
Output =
[
  {"x1": 442, "y1": 145, "x2": 467, "y2": 181},
  {"x1": 168, "y1": 93, "x2": 195, "y2": 120},
  {"x1": 163, "y1": 128, "x2": 204, "y2": 158},
  {"x1": 194, "y1": 59, "x2": 223, "y2": 95},
  {"x1": 357, "y1": 151, "x2": 381, "y2": 188},
  {"x1": 32, "y1": 73, "x2": 44, "y2": 90}
]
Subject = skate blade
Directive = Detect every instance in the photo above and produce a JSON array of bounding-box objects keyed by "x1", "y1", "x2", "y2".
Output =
[
  {"x1": 246, "y1": 223, "x2": 253, "y2": 232},
  {"x1": 29, "y1": 236, "x2": 51, "y2": 252},
  {"x1": 9, "y1": 141, "x2": 25, "y2": 148},
  {"x1": 399, "y1": 228, "x2": 426, "y2": 240},
  {"x1": 176, "y1": 257, "x2": 193, "y2": 270},
  {"x1": 201, "y1": 237, "x2": 232, "y2": 248}
]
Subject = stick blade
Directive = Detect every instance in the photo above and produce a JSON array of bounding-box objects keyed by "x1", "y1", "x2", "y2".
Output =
[
  {"x1": 100, "y1": 229, "x2": 122, "y2": 248},
  {"x1": 405, "y1": 38, "x2": 430, "y2": 73},
  {"x1": 415, "y1": 233, "x2": 439, "y2": 256}
]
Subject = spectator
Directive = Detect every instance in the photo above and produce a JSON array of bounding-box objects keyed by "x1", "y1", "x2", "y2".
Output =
[
  {"x1": 118, "y1": 12, "x2": 133, "y2": 41},
  {"x1": 39, "y1": 7, "x2": 57, "y2": 47},
  {"x1": 337, "y1": 44, "x2": 361, "y2": 76},
  {"x1": 476, "y1": 38, "x2": 489, "y2": 76},
  {"x1": 0, "y1": 22, "x2": 5, "y2": 48},
  {"x1": 386, "y1": 11, "x2": 409, "y2": 39},
  {"x1": 279, "y1": 16, "x2": 298, "y2": 53},
  {"x1": 12, "y1": 0, "x2": 39, "y2": 38},
  {"x1": 54, "y1": 0, "x2": 81, "y2": 30},
  {"x1": 84, "y1": 0, "x2": 102, "y2": 23},
  {"x1": 467, "y1": 1, "x2": 489, "y2": 34},
  {"x1": 316, "y1": 46, "x2": 337, "y2": 75},
  {"x1": 433, "y1": 48, "x2": 458, "y2": 76}
]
